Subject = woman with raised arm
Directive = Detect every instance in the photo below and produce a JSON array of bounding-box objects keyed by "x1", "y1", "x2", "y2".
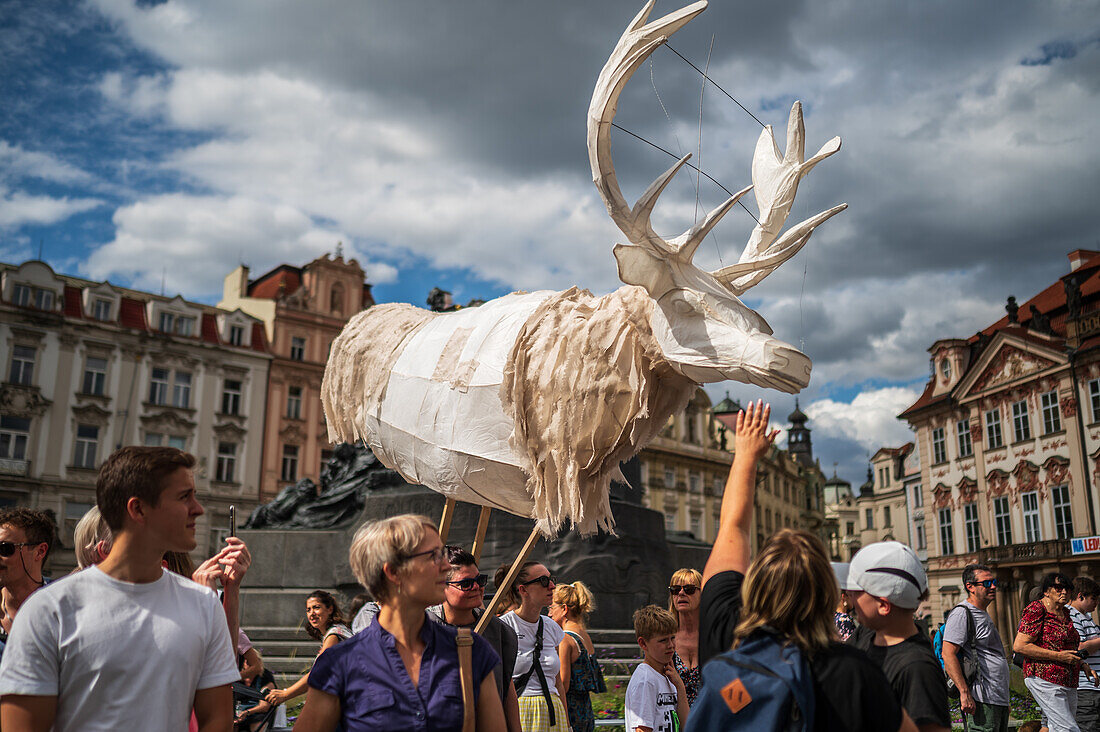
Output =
[
  {"x1": 500, "y1": 562, "x2": 569, "y2": 732},
  {"x1": 668, "y1": 567, "x2": 702, "y2": 706},
  {"x1": 293, "y1": 514, "x2": 505, "y2": 732},
  {"x1": 264, "y1": 590, "x2": 351, "y2": 707},
  {"x1": 550, "y1": 581, "x2": 605, "y2": 732}
]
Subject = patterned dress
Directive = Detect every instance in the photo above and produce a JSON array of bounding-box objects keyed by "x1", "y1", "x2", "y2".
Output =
[
  {"x1": 834, "y1": 611, "x2": 856, "y2": 642},
  {"x1": 563, "y1": 630, "x2": 605, "y2": 732},
  {"x1": 672, "y1": 652, "x2": 702, "y2": 707}
]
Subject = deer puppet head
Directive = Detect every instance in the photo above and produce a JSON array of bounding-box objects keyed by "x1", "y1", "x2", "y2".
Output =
[{"x1": 588, "y1": 0, "x2": 846, "y2": 393}]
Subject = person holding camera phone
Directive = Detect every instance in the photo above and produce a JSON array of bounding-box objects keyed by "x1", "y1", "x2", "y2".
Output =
[{"x1": 942, "y1": 564, "x2": 1011, "y2": 732}]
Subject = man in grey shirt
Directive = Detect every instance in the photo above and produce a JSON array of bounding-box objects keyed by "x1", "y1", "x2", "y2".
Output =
[{"x1": 943, "y1": 563, "x2": 1011, "y2": 732}]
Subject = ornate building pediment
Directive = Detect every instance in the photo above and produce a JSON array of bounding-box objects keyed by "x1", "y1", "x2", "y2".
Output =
[
  {"x1": 140, "y1": 409, "x2": 197, "y2": 433},
  {"x1": 0, "y1": 384, "x2": 51, "y2": 417},
  {"x1": 969, "y1": 345, "x2": 1057, "y2": 394},
  {"x1": 932, "y1": 483, "x2": 952, "y2": 509},
  {"x1": 1042, "y1": 455, "x2": 1070, "y2": 488},
  {"x1": 279, "y1": 423, "x2": 306, "y2": 443},
  {"x1": 213, "y1": 421, "x2": 247, "y2": 441},
  {"x1": 956, "y1": 476, "x2": 978, "y2": 506},
  {"x1": 1013, "y1": 460, "x2": 1042, "y2": 499},
  {"x1": 71, "y1": 402, "x2": 111, "y2": 426}
]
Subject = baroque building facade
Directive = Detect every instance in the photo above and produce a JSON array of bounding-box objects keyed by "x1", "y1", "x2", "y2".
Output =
[
  {"x1": 219, "y1": 253, "x2": 373, "y2": 500},
  {"x1": 0, "y1": 260, "x2": 270, "y2": 568},
  {"x1": 900, "y1": 249, "x2": 1100, "y2": 643}
]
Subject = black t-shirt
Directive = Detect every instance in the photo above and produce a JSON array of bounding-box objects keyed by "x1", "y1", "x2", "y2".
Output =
[
  {"x1": 810, "y1": 641, "x2": 904, "y2": 732},
  {"x1": 699, "y1": 570, "x2": 744, "y2": 666},
  {"x1": 852, "y1": 630, "x2": 950, "y2": 728}
]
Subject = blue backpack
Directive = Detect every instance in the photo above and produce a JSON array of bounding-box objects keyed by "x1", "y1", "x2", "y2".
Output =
[{"x1": 685, "y1": 629, "x2": 814, "y2": 732}]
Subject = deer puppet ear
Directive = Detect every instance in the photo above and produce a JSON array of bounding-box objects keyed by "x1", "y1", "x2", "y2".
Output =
[{"x1": 613, "y1": 244, "x2": 676, "y2": 299}]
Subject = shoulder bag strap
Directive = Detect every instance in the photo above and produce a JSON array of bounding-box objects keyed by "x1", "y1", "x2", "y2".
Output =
[
  {"x1": 457, "y1": 628, "x2": 476, "y2": 732},
  {"x1": 529, "y1": 617, "x2": 556, "y2": 727}
]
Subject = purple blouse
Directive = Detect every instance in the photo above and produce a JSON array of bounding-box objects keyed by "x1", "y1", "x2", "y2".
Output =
[{"x1": 309, "y1": 613, "x2": 501, "y2": 731}]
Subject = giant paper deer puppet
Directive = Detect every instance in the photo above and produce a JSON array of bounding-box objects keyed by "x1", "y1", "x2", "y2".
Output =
[{"x1": 322, "y1": 0, "x2": 845, "y2": 543}]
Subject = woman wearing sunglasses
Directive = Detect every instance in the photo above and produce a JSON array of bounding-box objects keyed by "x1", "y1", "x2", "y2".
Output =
[
  {"x1": 500, "y1": 562, "x2": 569, "y2": 732},
  {"x1": 430, "y1": 545, "x2": 523, "y2": 732},
  {"x1": 1013, "y1": 572, "x2": 1100, "y2": 732},
  {"x1": 294, "y1": 515, "x2": 506, "y2": 732},
  {"x1": 667, "y1": 568, "x2": 703, "y2": 706}
]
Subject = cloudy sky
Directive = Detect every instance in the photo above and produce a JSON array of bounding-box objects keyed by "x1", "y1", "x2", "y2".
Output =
[{"x1": 3, "y1": 0, "x2": 1097, "y2": 486}]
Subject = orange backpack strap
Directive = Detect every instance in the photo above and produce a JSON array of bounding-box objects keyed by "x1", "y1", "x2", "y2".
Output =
[{"x1": 457, "y1": 627, "x2": 476, "y2": 732}]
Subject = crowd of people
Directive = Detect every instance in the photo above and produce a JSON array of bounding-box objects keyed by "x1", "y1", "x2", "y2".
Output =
[{"x1": 0, "y1": 403, "x2": 1097, "y2": 731}]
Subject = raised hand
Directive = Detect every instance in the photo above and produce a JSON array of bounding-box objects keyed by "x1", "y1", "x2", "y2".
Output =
[{"x1": 734, "y1": 399, "x2": 779, "y2": 465}]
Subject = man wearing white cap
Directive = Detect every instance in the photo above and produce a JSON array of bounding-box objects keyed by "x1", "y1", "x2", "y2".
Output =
[{"x1": 844, "y1": 541, "x2": 950, "y2": 732}]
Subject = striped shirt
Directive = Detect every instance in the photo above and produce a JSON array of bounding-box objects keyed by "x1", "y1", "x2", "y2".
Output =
[{"x1": 1068, "y1": 605, "x2": 1100, "y2": 688}]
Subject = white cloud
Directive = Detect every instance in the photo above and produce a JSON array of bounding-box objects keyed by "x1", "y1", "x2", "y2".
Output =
[
  {"x1": 0, "y1": 187, "x2": 102, "y2": 228},
  {"x1": 805, "y1": 387, "x2": 921, "y2": 454},
  {"x1": 0, "y1": 141, "x2": 95, "y2": 185}
]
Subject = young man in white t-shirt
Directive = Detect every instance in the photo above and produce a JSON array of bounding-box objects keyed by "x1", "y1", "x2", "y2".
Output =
[
  {"x1": 625, "y1": 605, "x2": 688, "y2": 732},
  {"x1": 0, "y1": 446, "x2": 241, "y2": 732}
]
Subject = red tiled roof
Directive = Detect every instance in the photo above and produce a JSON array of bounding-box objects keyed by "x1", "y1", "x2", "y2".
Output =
[
  {"x1": 201, "y1": 313, "x2": 220, "y2": 344},
  {"x1": 247, "y1": 266, "x2": 302, "y2": 299},
  {"x1": 63, "y1": 286, "x2": 84, "y2": 319},
  {"x1": 118, "y1": 298, "x2": 147, "y2": 330},
  {"x1": 250, "y1": 322, "x2": 268, "y2": 352}
]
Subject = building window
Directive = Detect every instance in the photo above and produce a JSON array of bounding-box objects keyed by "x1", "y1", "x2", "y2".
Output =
[
  {"x1": 63, "y1": 501, "x2": 94, "y2": 541},
  {"x1": 1022, "y1": 491, "x2": 1041, "y2": 543},
  {"x1": 228, "y1": 325, "x2": 244, "y2": 347},
  {"x1": 159, "y1": 312, "x2": 195, "y2": 337},
  {"x1": 215, "y1": 442, "x2": 237, "y2": 483},
  {"x1": 865, "y1": 508, "x2": 874, "y2": 530},
  {"x1": 931, "y1": 427, "x2": 947, "y2": 464},
  {"x1": 12, "y1": 284, "x2": 30, "y2": 306},
  {"x1": 1091, "y1": 379, "x2": 1100, "y2": 423},
  {"x1": 330, "y1": 285, "x2": 345, "y2": 316},
  {"x1": 172, "y1": 371, "x2": 192, "y2": 409},
  {"x1": 92, "y1": 298, "x2": 112, "y2": 321},
  {"x1": 0, "y1": 416, "x2": 30, "y2": 460},
  {"x1": 1052, "y1": 484, "x2": 1072, "y2": 540},
  {"x1": 73, "y1": 425, "x2": 99, "y2": 469},
  {"x1": 35, "y1": 289, "x2": 54, "y2": 310},
  {"x1": 281, "y1": 444, "x2": 299, "y2": 482},
  {"x1": 690, "y1": 513, "x2": 701, "y2": 538},
  {"x1": 939, "y1": 507, "x2": 955, "y2": 555},
  {"x1": 149, "y1": 368, "x2": 169, "y2": 405},
  {"x1": 1012, "y1": 400, "x2": 1031, "y2": 442},
  {"x1": 911, "y1": 484, "x2": 923, "y2": 508},
  {"x1": 765, "y1": 509, "x2": 773, "y2": 533},
  {"x1": 664, "y1": 513, "x2": 675, "y2": 532},
  {"x1": 290, "y1": 336, "x2": 306, "y2": 361},
  {"x1": 143, "y1": 432, "x2": 187, "y2": 450},
  {"x1": 1040, "y1": 391, "x2": 1061, "y2": 435},
  {"x1": 915, "y1": 522, "x2": 927, "y2": 551},
  {"x1": 8, "y1": 345, "x2": 35, "y2": 386},
  {"x1": 221, "y1": 380, "x2": 242, "y2": 415},
  {"x1": 664, "y1": 468, "x2": 674, "y2": 489},
  {"x1": 883, "y1": 506, "x2": 892, "y2": 528},
  {"x1": 286, "y1": 386, "x2": 302, "y2": 420},
  {"x1": 994, "y1": 496, "x2": 1012, "y2": 546},
  {"x1": 956, "y1": 419, "x2": 972, "y2": 458},
  {"x1": 82, "y1": 356, "x2": 107, "y2": 396},
  {"x1": 688, "y1": 473, "x2": 700, "y2": 493},
  {"x1": 846, "y1": 521, "x2": 855, "y2": 537},
  {"x1": 985, "y1": 408, "x2": 1003, "y2": 449},
  {"x1": 964, "y1": 503, "x2": 980, "y2": 553}
]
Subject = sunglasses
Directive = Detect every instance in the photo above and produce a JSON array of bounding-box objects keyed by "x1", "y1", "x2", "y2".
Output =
[
  {"x1": 1052, "y1": 584, "x2": 1071, "y2": 592},
  {"x1": 669, "y1": 585, "x2": 699, "y2": 596},
  {"x1": 445, "y1": 574, "x2": 489, "y2": 591},
  {"x1": 0, "y1": 541, "x2": 34, "y2": 558},
  {"x1": 520, "y1": 575, "x2": 554, "y2": 588}
]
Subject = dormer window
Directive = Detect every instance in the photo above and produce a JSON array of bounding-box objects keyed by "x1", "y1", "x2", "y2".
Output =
[
  {"x1": 12, "y1": 285, "x2": 30, "y2": 307},
  {"x1": 92, "y1": 299, "x2": 112, "y2": 321},
  {"x1": 228, "y1": 325, "x2": 244, "y2": 347},
  {"x1": 940, "y1": 359, "x2": 951, "y2": 380},
  {"x1": 159, "y1": 312, "x2": 195, "y2": 336},
  {"x1": 11, "y1": 284, "x2": 56, "y2": 310}
]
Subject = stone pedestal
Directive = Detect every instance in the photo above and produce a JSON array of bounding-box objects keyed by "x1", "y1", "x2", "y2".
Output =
[{"x1": 237, "y1": 484, "x2": 710, "y2": 629}]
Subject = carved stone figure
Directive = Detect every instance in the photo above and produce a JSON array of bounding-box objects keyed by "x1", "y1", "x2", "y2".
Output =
[{"x1": 321, "y1": 0, "x2": 845, "y2": 537}]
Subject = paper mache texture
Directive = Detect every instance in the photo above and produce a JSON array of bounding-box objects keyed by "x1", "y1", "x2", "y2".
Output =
[{"x1": 321, "y1": 0, "x2": 846, "y2": 536}]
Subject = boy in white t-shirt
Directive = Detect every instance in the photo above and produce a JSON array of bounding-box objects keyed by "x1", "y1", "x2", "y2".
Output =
[
  {"x1": 625, "y1": 605, "x2": 688, "y2": 732},
  {"x1": 0, "y1": 447, "x2": 241, "y2": 732}
]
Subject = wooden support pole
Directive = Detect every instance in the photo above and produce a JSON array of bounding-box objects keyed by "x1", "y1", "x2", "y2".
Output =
[
  {"x1": 470, "y1": 507, "x2": 492, "y2": 563},
  {"x1": 439, "y1": 498, "x2": 457, "y2": 544},
  {"x1": 476, "y1": 525, "x2": 541, "y2": 634}
]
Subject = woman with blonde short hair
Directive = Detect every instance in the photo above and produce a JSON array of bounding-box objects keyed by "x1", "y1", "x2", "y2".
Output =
[
  {"x1": 549, "y1": 581, "x2": 605, "y2": 732},
  {"x1": 667, "y1": 567, "x2": 702, "y2": 706},
  {"x1": 73, "y1": 506, "x2": 112, "y2": 569},
  {"x1": 293, "y1": 514, "x2": 505, "y2": 732},
  {"x1": 688, "y1": 529, "x2": 919, "y2": 732}
]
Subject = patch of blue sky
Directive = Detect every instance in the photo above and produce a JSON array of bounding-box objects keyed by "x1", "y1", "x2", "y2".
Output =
[
  {"x1": 1021, "y1": 39, "x2": 1079, "y2": 66},
  {"x1": 369, "y1": 252, "x2": 512, "y2": 309},
  {"x1": 816, "y1": 377, "x2": 927, "y2": 405}
]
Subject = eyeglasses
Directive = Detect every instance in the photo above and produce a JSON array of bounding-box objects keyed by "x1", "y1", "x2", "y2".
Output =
[
  {"x1": 445, "y1": 574, "x2": 488, "y2": 591},
  {"x1": 669, "y1": 585, "x2": 700, "y2": 596},
  {"x1": 520, "y1": 575, "x2": 554, "y2": 588},
  {"x1": 0, "y1": 542, "x2": 34, "y2": 558},
  {"x1": 403, "y1": 547, "x2": 445, "y2": 564}
]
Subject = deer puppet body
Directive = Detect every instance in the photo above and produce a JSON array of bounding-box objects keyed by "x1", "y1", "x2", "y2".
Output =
[{"x1": 322, "y1": 0, "x2": 846, "y2": 536}]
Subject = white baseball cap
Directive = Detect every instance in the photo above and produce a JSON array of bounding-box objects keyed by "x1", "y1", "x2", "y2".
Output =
[
  {"x1": 845, "y1": 541, "x2": 927, "y2": 610},
  {"x1": 831, "y1": 562, "x2": 850, "y2": 590}
]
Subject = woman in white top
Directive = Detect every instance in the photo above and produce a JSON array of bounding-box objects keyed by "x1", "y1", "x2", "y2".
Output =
[
  {"x1": 265, "y1": 590, "x2": 352, "y2": 706},
  {"x1": 500, "y1": 562, "x2": 568, "y2": 732}
]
